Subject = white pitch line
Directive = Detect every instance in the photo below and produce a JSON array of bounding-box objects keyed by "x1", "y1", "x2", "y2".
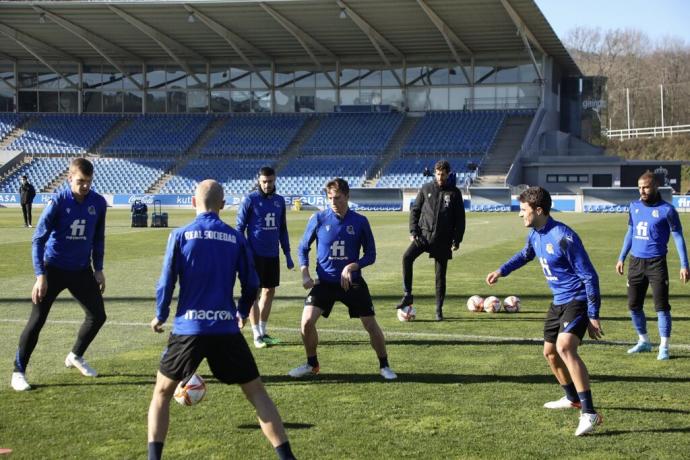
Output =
[{"x1": 2, "y1": 318, "x2": 689, "y2": 350}]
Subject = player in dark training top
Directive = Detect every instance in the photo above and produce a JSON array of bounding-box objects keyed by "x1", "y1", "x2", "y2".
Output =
[
  {"x1": 288, "y1": 178, "x2": 397, "y2": 380},
  {"x1": 12, "y1": 158, "x2": 107, "y2": 391},
  {"x1": 486, "y1": 186, "x2": 603, "y2": 436},
  {"x1": 147, "y1": 180, "x2": 295, "y2": 460},
  {"x1": 616, "y1": 171, "x2": 689, "y2": 360}
]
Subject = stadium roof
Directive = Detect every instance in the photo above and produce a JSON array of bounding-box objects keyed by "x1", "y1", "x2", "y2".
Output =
[{"x1": 0, "y1": 0, "x2": 581, "y2": 76}]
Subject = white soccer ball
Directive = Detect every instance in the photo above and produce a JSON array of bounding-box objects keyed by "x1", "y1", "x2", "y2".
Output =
[
  {"x1": 467, "y1": 295, "x2": 484, "y2": 312},
  {"x1": 503, "y1": 295, "x2": 521, "y2": 313},
  {"x1": 174, "y1": 373, "x2": 207, "y2": 406},
  {"x1": 397, "y1": 305, "x2": 417, "y2": 322},
  {"x1": 483, "y1": 296, "x2": 501, "y2": 313}
]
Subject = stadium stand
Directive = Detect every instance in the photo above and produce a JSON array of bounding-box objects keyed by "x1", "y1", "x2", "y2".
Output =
[
  {"x1": 0, "y1": 157, "x2": 70, "y2": 193},
  {"x1": 300, "y1": 113, "x2": 404, "y2": 155},
  {"x1": 376, "y1": 157, "x2": 478, "y2": 189},
  {"x1": 200, "y1": 114, "x2": 307, "y2": 156},
  {"x1": 0, "y1": 113, "x2": 26, "y2": 141},
  {"x1": 8, "y1": 114, "x2": 120, "y2": 155},
  {"x1": 91, "y1": 158, "x2": 173, "y2": 194},
  {"x1": 103, "y1": 114, "x2": 212, "y2": 156},
  {"x1": 160, "y1": 159, "x2": 271, "y2": 195},
  {"x1": 278, "y1": 155, "x2": 376, "y2": 194}
]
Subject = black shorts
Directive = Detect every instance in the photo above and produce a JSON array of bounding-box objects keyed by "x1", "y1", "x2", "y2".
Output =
[
  {"x1": 543, "y1": 300, "x2": 589, "y2": 343},
  {"x1": 304, "y1": 279, "x2": 375, "y2": 319},
  {"x1": 627, "y1": 255, "x2": 670, "y2": 312},
  {"x1": 254, "y1": 255, "x2": 280, "y2": 288},
  {"x1": 159, "y1": 333, "x2": 260, "y2": 385}
]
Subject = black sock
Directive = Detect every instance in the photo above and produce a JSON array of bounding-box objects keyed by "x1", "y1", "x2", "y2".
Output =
[
  {"x1": 275, "y1": 441, "x2": 296, "y2": 460},
  {"x1": 307, "y1": 355, "x2": 318, "y2": 368},
  {"x1": 148, "y1": 442, "x2": 164, "y2": 460},
  {"x1": 378, "y1": 356, "x2": 389, "y2": 369},
  {"x1": 578, "y1": 390, "x2": 595, "y2": 414},
  {"x1": 562, "y1": 382, "x2": 580, "y2": 402}
]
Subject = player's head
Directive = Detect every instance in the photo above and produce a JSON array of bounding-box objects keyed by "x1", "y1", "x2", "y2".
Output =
[
  {"x1": 193, "y1": 179, "x2": 225, "y2": 214},
  {"x1": 257, "y1": 166, "x2": 276, "y2": 195},
  {"x1": 434, "y1": 160, "x2": 450, "y2": 187},
  {"x1": 638, "y1": 171, "x2": 658, "y2": 202},
  {"x1": 21, "y1": 175, "x2": 28, "y2": 183},
  {"x1": 67, "y1": 158, "x2": 94, "y2": 199},
  {"x1": 518, "y1": 186, "x2": 551, "y2": 228},
  {"x1": 325, "y1": 178, "x2": 349, "y2": 217}
]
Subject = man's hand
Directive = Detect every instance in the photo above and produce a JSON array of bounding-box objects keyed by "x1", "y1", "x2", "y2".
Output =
[
  {"x1": 587, "y1": 318, "x2": 603, "y2": 340},
  {"x1": 680, "y1": 268, "x2": 689, "y2": 284},
  {"x1": 237, "y1": 314, "x2": 246, "y2": 330},
  {"x1": 340, "y1": 263, "x2": 358, "y2": 291},
  {"x1": 301, "y1": 266, "x2": 314, "y2": 290},
  {"x1": 485, "y1": 270, "x2": 502, "y2": 286},
  {"x1": 32, "y1": 275, "x2": 47, "y2": 304},
  {"x1": 150, "y1": 318, "x2": 165, "y2": 333},
  {"x1": 285, "y1": 254, "x2": 295, "y2": 271},
  {"x1": 615, "y1": 261, "x2": 625, "y2": 276},
  {"x1": 452, "y1": 242, "x2": 460, "y2": 252},
  {"x1": 94, "y1": 270, "x2": 106, "y2": 293}
]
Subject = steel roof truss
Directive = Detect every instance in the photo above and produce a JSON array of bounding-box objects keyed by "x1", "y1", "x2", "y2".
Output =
[{"x1": 499, "y1": 0, "x2": 544, "y2": 80}]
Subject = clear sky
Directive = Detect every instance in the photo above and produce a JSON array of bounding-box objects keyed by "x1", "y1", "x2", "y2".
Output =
[{"x1": 534, "y1": 0, "x2": 690, "y2": 44}]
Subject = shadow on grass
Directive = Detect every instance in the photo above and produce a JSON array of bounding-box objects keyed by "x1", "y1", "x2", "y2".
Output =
[
  {"x1": 237, "y1": 422, "x2": 314, "y2": 430},
  {"x1": 606, "y1": 406, "x2": 690, "y2": 414},
  {"x1": 596, "y1": 426, "x2": 690, "y2": 437}
]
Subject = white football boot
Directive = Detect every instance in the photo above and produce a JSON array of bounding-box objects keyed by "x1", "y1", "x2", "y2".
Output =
[
  {"x1": 65, "y1": 352, "x2": 98, "y2": 377},
  {"x1": 11, "y1": 372, "x2": 31, "y2": 391},
  {"x1": 288, "y1": 363, "x2": 320, "y2": 378},
  {"x1": 575, "y1": 412, "x2": 603, "y2": 436},
  {"x1": 543, "y1": 396, "x2": 582, "y2": 410},
  {"x1": 379, "y1": 367, "x2": 398, "y2": 380}
]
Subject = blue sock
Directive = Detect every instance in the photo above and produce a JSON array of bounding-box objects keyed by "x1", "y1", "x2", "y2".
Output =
[
  {"x1": 378, "y1": 356, "x2": 389, "y2": 369},
  {"x1": 307, "y1": 355, "x2": 318, "y2": 368},
  {"x1": 630, "y1": 309, "x2": 647, "y2": 335},
  {"x1": 577, "y1": 390, "x2": 595, "y2": 414},
  {"x1": 275, "y1": 441, "x2": 296, "y2": 460},
  {"x1": 148, "y1": 442, "x2": 164, "y2": 460},
  {"x1": 657, "y1": 310, "x2": 672, "y2": 341},
  {"x1": 562, "y1": 382, "x2": 580, "y2": 402}
]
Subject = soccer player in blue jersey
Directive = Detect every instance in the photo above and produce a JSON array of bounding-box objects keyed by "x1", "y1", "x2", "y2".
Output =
[
  {"x1": 486, "y1": 186, "x2": 603, "y2": 436},
  {"x1": 11, "y1": 158, "x2": 107, "y2": 391},
  {"x1": 147, "y1": 180, "x2": 295, "y2": 460},
  {"x1": 237, "y1": 166, "x2": 294, "y2": 349},
  {"x1": 288, "y1": 178, "x2": 397, "y2": 380},
  {"x1": 616, "y1": 171, "x2": 689, "y2": 360}
]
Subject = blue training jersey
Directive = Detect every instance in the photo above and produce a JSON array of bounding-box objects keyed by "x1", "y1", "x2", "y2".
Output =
[
  {"x1": 236, "y1": 190, "x2": 290, "y2": 258},
  {"x1": 32, "y1": 187, "x2": 107, "y2": 276},
  {"x1": 298, "y1": 208, "x2": 375, "y2": 284},
  {"x1": 618, "y1": 199, "x2": 688, "y2": 268},
  {"x1": 498, "y1": 217, "x2": 601, "y2": 319},
  {"x1": 156, "y1": 212, "x2": 259, "y2": 335}
]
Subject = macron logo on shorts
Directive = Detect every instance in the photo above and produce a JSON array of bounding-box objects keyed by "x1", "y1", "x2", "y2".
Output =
[{"x1": 184, "y1": 310, "x2": 234, "y2": 321}]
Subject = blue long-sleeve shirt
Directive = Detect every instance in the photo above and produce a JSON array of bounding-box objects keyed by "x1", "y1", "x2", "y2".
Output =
[
  {"x1": 298, "y1": 208, "x2": 375, "y2": 284},
  {"x1": 618, "y1": 199, "x2": 688, "y2": 268},
  {"x1": 156, "y1": 212, "x2": 259, "y2": 335},
  {"x1": 236, "y1": 190, "x2": 291, "y2": 258},
  {"x1": 498, "y1": 217, "x2": 601, "y2": 319},
  {"x1": 32, "y1": 187, "x2": 107, "y2": 276}
]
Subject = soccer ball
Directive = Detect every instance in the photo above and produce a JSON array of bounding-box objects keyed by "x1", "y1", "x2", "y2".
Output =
[
  {"x1": 503, "y1": 295, "x2": 521, "y2": 313},
  {"x1": 483, "y1": 296, "x2": 501, "y2": 313},
  {"x1": 174, "y1": 373, "x2": 206, "y2": 406},
  {"x1": 467, "y1": 295, "x2": 484, "y2": 312},
  {"x1": 397, "y1": 305, "x2": 417, "y2": 321}
]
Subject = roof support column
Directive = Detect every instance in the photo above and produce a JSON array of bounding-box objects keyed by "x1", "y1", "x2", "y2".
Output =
[{"x1": 499, "y1": 0, "x2": 544, "y2": 82}]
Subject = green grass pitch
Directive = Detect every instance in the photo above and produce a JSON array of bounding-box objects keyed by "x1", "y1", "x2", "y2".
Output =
[{"x1": 1, "y1": 207, "x2": 689, "y2": 459}]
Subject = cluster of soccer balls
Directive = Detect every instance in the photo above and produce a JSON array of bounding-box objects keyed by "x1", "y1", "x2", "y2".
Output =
[
  {"x1": 467, "y1": 295, "x2": 520, "y2": 313},
  {"x1": 173, "y1": 373, "x2": 207, "y2": 406}
]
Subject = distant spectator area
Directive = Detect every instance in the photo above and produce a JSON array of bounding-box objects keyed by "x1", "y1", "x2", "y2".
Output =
[
  {"x1": 300, "y1": 113, "x2": 404, "y2": 155},
  {"x1": 8, "y1": 114, "x2": 120, "y2": 155},
  {"x1": 0, "y1": 157, "x2": 70, "y2": 193},
  {"x1": 402, "y1": 110, "x2": 507, "y2": 156},
  {"x1": 376, "y1": 157, "x2": 478, "y2": 189},
  {"x1": 278, "y1": 155, "x2": 376, "y2": 195},
  {"x1": 160, "y1": 159, "x2": 271, "y2": 196},
  {"x1": 201, "y1": 114, "x2": 307, "y2": 156},
  {"x1": 0, "y1": 113, "x2": 26, "y2": 141},
  {"x1": 91, "y1": 158, "x2": 172, "y2": 194},
  {"x1": 103, "y1": 114, "x2": 212, "y2": 156}
]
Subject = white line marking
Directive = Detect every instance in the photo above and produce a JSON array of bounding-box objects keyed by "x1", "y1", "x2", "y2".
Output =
[{"x1": 2, "y1": 318, "x2": 689, "y2": 350}]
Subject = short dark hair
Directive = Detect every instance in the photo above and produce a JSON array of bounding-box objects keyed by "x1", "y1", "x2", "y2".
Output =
[
  {"x1": 519, "y1": 186, "x2": 551, "y2": 215},
  {"x1": 325, "y1": 177, "x2": 349, "y2": 195},
  {"x1": 21, "y1": 175, "x2": 28, "y2": 180},
  {"x1": 69, "y1": 158, "x2": 94, "y2": 177},
  {"x1": 434, "y1": 160, "x2": 451, "y2": 173},
  {"x1": 639, "y1": 170, "x2": 657, "y2": 186},
  {"x1": 259, "y1": 166, "x2": 275, "y2": 177}
]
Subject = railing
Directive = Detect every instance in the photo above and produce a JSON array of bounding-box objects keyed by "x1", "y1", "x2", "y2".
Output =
[{"x1": 603, "y1": 124, "x2": 690, "y2": 140}]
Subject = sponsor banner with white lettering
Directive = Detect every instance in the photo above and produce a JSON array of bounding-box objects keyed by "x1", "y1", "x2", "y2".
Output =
[
  {"x1": 111, "y1": 194, "x2": 243, "y2": 207},
  {"x1": 0, "y1": 193, "x2": 56, "y2": 206},
  {"x1": 673, "y1": 195, "x2": 690, "y2": 212}
]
